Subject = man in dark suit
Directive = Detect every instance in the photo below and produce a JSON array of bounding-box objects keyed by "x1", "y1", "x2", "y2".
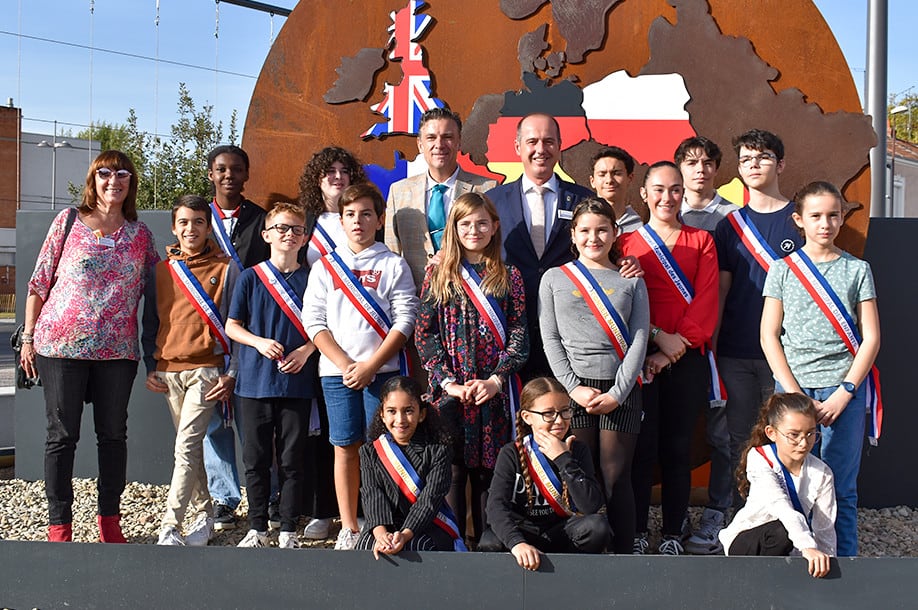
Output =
[{"x1": 486, "y1": 113, "x2": 594, "y2": 380}]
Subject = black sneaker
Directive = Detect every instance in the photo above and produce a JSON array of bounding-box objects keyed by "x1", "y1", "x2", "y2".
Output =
[
  {"x1": 213, "y1": 504, "x2": 237, "y2": 531},
  {"x1": 268, "y1": 501, "x2": 281, "y2": 530}
]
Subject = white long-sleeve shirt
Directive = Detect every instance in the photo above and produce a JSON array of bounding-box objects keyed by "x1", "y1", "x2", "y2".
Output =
[
  {"x1": 720, "y1": 446, "x2": 837, "y2": 556},
  {"x1": 302, "y1": 242, "x2": 418, "y2": 377}
]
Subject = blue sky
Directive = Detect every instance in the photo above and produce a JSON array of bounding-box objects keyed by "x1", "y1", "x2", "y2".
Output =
[{"x1": 0, "y1": 1, "x2": 913, "y2": 141}]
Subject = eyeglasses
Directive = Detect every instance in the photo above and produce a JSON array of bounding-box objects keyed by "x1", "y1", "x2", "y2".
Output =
[
  {"x1": 457, "y1": 220, "x2": 493, "y2": 234},
  {"x1": 96, "y1": 168, "x2": 132, "y2": 180},
  {"x1": 325, "y1": 168, "x2": 350, "y2": 177},
  {"x1": 525, "y1": 408, "x2": 573, "y2": 423},
  {"x1": 738, "y1": 153, "x2": 778, "y2": 168},
  {"x1": 267, "y1": 223, "x2": 306, "y2": 236},
  {"x1": 775, "y1": 428, "x2": 820, "y2": 445}
]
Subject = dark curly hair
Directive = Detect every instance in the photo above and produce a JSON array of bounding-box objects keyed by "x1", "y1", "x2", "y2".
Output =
[
  {"x1": 366, "y1": 376, "x2": 452, "y2": 446},
  {"x1": 297, "y1": 146, "x2": 368, "y2": 218}
]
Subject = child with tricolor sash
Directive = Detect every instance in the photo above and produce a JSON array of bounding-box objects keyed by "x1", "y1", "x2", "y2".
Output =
[
  {"x1": 357, "y1": 376, "x2": 463, "y2": 555},
  {"x1": 720, "y1": 393, "x2": 836, "y2": 578},
  {"x1": 415, "y1": 192, "x2": 529, "y2": 545},
  {"x1": 538, "y1": 197, "x2": 649, "y2": 554},
  {"x1": 302, "y1": 183, "x2": 419, "y2": 550},
  {"x1": 144, "y1": 195, "x2": 240, "y2": 546},
  {"x1": 620, "y1": 161, "x2": 719, "y2": 556},
  {"x1": 225, "y1": 202, "x2": 319, "y2": 549},
  {"x1": 479, "y1": 377, "x2": 610, "y2": 570},
  {"x1": 761, "y1": 181, "x2": 881, "y2": 557}
]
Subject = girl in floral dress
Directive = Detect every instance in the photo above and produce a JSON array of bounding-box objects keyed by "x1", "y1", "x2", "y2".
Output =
[{"x1": 415, "y1": 192, "x2": 529, "y2": 545}]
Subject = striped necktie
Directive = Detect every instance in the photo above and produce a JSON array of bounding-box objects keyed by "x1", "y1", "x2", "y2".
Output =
[{"x1": 529, "y1": 185, "x2": 546, "y2": 257}]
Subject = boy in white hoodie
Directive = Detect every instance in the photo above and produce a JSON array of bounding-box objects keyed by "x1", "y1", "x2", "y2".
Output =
[{"x1": 303, "y1": 183, "x2": 418, "y2": 550}]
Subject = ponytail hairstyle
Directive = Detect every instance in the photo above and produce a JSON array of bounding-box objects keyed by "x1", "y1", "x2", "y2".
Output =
[
  {"x1": 569, "y1": 196, "x2": 622, "y2": 263},
  {"x1": 515, "y1": 377, "x2": 571, "y2": 511},
  {"x1": 736, "y1": 393, "x2": 817, "y2": 498},
  {"x1": 792, "y1": 180, "x2": 845, "y2": 239},
  {"x1": 367, "y1": 376, "x2": 450, "y2": 445},
  {"x1": 426, "y1": 192, "x2": 509, "y2": 304}
]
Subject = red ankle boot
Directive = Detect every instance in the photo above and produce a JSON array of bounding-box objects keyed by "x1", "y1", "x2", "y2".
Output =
[
  {"x1": 48, "y1": 523, "x2": 73, "y2": 542},
  {"x1": 98, "y1": 514, "x2": 128, "y2": 543}
]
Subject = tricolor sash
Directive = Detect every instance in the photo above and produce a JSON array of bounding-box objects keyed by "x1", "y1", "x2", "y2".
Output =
[
  {"x1": 373, "y1": 434, "x2": 468, "y2": 552},
  {"x1": 520, "y1": 434, "x2": 573, "y2": 518},
  {"x1": 635, "y1": 225, "x2": 726, "y2": 405},
  {"x1": 725, "y1": 207, "x2": 781, "y2": 273},
  {"x1": 210, "y1": 201, "x2": 244, "y2": 272},
  {"x1": 320, "y1": 251, "x2": 408, "y2": 375},
  {"x1": 167, "y1": 259, "x2": 233, "y2": 424},
  {"x1": 253, "y1": 261, "x2": 309, "y2": 341},
  {"x1": 783, "y1": 250, "x2": 883, "y2": 444},
  {"x1": 309, "y1": 222, "x2": 337, "y2": 258},
  {"x1": 755, "y1": 443, "x2": 810, "y2": 525},
  {"x1": 459, "y1": 260, "x2": 522, "y2": 435},
  {"x1": 560, "y1": 260, "x2": 641, "y2": 387}
]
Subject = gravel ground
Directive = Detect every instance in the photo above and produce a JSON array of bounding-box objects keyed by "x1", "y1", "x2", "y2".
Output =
[{"x1": 0, "y1": 469, "x2": 915, "y2": 556}]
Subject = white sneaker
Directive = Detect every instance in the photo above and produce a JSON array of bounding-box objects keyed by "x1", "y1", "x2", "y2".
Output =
[
  {"x1": 157, "y1": 526, "x2": 185, "y2": 546},
  {"x1": 184, "y1": 513, "x2": 214, "y2": 547},
  {"x1": 237, "y1": 529, "x2": 268, "y2": 548},
  {"x1": 278, "y1": 531, "x2": 300, "y2": 549},
  {"x1": 334, "y1": 527, "x2": 360, "y2": 550},
  {"x1": 684, "y1": 508, "x2": 725, "y2": 555},
  {"x1": 302, "y1": 518, "x2": 332, "y2": 540}
]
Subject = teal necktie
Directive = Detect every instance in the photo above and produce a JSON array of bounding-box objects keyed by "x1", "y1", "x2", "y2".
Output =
[{"x1": 427, "y1": 184, "x2": 448, "y2": 251}]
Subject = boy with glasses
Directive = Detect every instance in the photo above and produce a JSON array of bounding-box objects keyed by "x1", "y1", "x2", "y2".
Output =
[{"x1": 713, "y1": 129, "x2": 803, "y2": 511}]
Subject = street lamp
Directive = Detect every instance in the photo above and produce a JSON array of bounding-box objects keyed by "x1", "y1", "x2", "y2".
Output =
[
  {"x1": 889, "y1": 105, "x2": 909, "y2": 217},
  {"x1": 36, "y1": 120, "x2": 73, "y2": 210}
]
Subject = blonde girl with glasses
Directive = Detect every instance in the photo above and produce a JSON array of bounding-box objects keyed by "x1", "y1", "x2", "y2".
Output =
[
  {"x1": 720, "y1": 393, "x2": 835, "y2": 577},
  {"x1": 479, "y1": 377, "x2": 610, "y2": 570},
  {"x1": 415, "y1": 192, "x2": 529, "y2": 545}
]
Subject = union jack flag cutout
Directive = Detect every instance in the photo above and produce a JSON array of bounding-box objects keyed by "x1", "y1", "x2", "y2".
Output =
[{"x1": 363, "y1": 0, "x2": 444, "y2": 138}]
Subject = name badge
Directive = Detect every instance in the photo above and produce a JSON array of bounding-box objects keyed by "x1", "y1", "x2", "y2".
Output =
[
  {"x1": 557, "y1": 209, "x2": 573, "y2": 220},
  {"x1": 98, "y1": 237, "x2": 116, "y2": 248}
]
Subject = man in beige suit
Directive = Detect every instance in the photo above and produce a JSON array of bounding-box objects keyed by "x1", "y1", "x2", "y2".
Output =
[{"x1": 385, "y1": 107, "x2": 497, "y2": 287}]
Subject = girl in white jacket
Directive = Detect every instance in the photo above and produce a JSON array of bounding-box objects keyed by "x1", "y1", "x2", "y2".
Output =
[{"x1": 719, "y1": 393, "x2": 836, "y2": 578}]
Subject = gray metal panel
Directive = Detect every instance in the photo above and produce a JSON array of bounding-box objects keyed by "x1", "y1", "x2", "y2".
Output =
[
  {"x1": 1, "y1": 541, "x2": 916, "y2": 609},
  {"x1": 14, "y1": 210, "x2": 203, "y2": 484}
]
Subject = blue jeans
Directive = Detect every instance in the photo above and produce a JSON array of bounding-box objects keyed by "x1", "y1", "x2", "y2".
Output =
[
  {"x1": 776, "y1": 381, "x2": 865, "y2": 557},
  {"x1": 321, "y1": 373, "x2": 397, "y2": 446},
  {"x1": 204, "y1": 403, "x2": 243, "y2": 509}
]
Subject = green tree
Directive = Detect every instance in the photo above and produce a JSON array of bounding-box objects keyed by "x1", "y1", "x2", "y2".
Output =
[{"x1": 889, "y1": 93, "x2": 918, "y2": 144}]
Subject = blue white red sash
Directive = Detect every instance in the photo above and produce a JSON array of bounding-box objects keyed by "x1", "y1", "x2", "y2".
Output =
[
  {"x1": 636, "y1": 225, "x2": 726, "y2": 405},
  {"x1": 560, "y1": 261, "x2": 641, "y2": 387},
  {"x1": 520, "y1": 434, "x2": 573, "y2": 518},
  {"x1": 783, "y1": 250, "x2": 883, "y2": 444},
  {"x1": 253, "y1": 261, "x2": 309, "y2": 341},
  {"x1": 309, "y1": 221, "x2": 336, "y2": 258},
  {"x1": 373, "y1": 434, "x2": 468, "y2": 552},
  {"x1": 459, "y1": 260, "x2": 522, "y2": 435},
  {"x1": 755, "y1": 443, "x2": 810, "y2": 524},
  {"x1": 167, "y1": 259, "x2": 233, "y2": 424},
  {"x1": 725, "y1": 207, "x2": 781, "y2": 273},
  {"x1": 210, "y1": 201, "x2": 244, "y2": 272},
  {"x1": 320, "y1": 251, "x2": 408, "y2": 375}
]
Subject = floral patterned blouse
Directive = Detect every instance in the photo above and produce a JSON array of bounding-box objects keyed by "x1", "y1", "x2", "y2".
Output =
[
  {"x1": 415, "y1": 262, "x2": 529, "y2": 469},
  {"x1": 29, "y1": 209, "x2": 159, "y2": 361}
]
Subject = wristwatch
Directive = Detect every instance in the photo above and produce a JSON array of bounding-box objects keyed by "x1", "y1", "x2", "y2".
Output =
[{"x1": 841, "y1": 381, "x2": 857, "y2": 396}]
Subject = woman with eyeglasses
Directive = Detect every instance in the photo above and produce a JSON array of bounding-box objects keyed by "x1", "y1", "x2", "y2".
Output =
[
  {"x1": 538, "y1": 197, "x2": 649, "y2": 554},
  {"x1": 299, "y1": 146, "x2": 369, "y2": 268},
  {"x1": 719, "y1": 393, "x2": 835, "y2": 578},
  {"x1": 619, "y1": 161, "x2": 719, "y2": 556},
  {"x1": 479, "y1": 377, "x2": 610, "y2": 570},
  {"x1": 20, "y1": 150, "x2": 159, "y2": 542}
]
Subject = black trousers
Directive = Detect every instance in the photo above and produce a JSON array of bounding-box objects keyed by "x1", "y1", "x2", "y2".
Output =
[
  {"x1": 632, "y1": 348, "x2": 708, "y2": 536},
  {"x1": 478, "y1": 514, "x2": 610, "y2": 554},
  {"x1": 237, "y1": 396, "x2": 308, "y2": 532},
  {"x1": 728, "y1": 520, "x2": 795, "y2": 556},
  {"x1": 37, "y1": 356, "x2": 138, "y2": 524},
  {"x1": 301, "y1": 397, "x2": 338, "y2": 519}
]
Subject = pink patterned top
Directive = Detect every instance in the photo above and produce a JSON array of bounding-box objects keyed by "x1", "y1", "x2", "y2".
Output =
[{"x1": 29, "y1": 209, "x2": 159, "y2": 361}]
